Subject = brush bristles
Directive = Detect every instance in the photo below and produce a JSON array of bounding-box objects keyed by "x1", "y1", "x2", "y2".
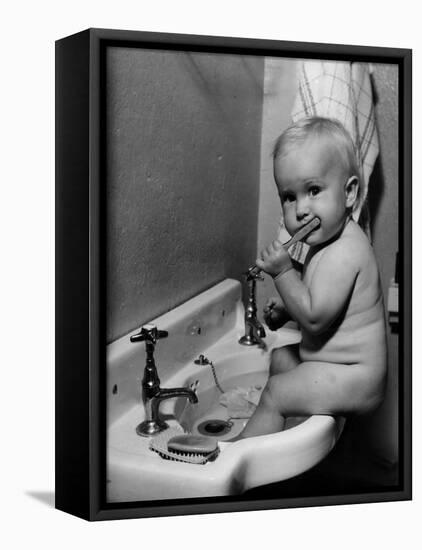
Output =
[{"x1": 149, "y1": 428, "x2": 220, "y2": 464}]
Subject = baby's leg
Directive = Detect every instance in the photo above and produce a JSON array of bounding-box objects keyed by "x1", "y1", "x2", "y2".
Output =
[
  {"x1": 228, "y1": 345, "x2": 300, "y2": 440},
  {"x1": 240, "y1": 361, "x2": 379, "y2": 439},
  {"x1": 268, "y1": 344, "x2": 300, "y2": 376}
]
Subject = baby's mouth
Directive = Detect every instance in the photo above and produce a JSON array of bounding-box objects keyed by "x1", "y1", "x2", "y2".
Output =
[{"x1": 303, "y1": 219, "x2": 321, "y2": 238}]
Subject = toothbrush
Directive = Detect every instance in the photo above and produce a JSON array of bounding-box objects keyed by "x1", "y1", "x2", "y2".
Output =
[{"x1": 248, "y1": 217, "x2": 320, "y2": 279}]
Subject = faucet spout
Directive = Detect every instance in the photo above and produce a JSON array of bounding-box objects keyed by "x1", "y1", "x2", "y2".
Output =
[
  {"x1": 250, "y1": 318, "x2": 266, "y2": 347},
  {"x1": 248, "y1": 317, "x2": 266, "y2": 339},
  {"x1": 156, "y1": 387, "x2": 198, "y2": 404},
  {"x1": 240, "y1": 316, "x2": 266, "y2": 348},
  {"x1": 136, "y1": 386, "x2": 198, "y2": 437},
  {"x1": 137, "y1": 386, "x2": 198, "y2": 437}
]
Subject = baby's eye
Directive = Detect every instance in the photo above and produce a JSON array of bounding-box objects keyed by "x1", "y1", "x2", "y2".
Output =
[{"x1": 309, "y1": 186, "x2": 321, "y2": 197}]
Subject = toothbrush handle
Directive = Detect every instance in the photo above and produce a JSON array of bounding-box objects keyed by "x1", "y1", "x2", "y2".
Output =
[{"x1": 282, "y1": 218, "x2": 320, "y2": 249}]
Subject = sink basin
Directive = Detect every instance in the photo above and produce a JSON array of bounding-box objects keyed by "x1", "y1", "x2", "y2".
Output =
[
  {"x1": 107, "y1": 279, "x2": 344, "y2": 502},
  {"x1": 175, "y1": 348, "x2": 307, "y2": 441}
]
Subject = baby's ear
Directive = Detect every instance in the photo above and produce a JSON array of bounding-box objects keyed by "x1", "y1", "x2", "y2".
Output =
[{"x1": 345, "y1": 176, "x2": 359, "y2": 208}]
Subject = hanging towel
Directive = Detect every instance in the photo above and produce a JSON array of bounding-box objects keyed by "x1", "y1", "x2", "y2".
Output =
[{"x1": 278, "y1": 61, "x2": 379, "y2": 263}]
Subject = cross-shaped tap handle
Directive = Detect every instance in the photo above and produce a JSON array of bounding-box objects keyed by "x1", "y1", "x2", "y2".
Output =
[{"x1": 130, "y1": 324, "x2": 168, "y2": 345}]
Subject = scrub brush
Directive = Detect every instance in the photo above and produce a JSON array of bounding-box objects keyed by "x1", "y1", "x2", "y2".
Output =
[{"x1": 149, "y1": 427, "x2": 220, "y2": 464}]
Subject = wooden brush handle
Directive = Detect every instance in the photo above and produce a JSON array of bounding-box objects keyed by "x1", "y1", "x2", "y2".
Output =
[{"x1": 282, "y1": 217, "x2": 320, "y2": 250}]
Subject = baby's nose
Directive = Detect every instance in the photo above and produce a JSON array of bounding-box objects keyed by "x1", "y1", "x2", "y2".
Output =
[{"x1": 296, "y1": 198, "x2": 310, "y2": 219}]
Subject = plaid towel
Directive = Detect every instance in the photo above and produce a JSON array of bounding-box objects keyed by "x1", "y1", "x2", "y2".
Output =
[{"x1": 278, "y1": 61, "x2": 379, "y2": 263}]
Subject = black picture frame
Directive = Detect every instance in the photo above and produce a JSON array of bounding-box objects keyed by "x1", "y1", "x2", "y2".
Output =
[{"x1": 55, "y1": 28, "x2": 412, "y2": 521}]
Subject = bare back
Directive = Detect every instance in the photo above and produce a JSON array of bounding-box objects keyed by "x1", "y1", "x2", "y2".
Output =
[{"x1": 300, "y1": 221, "x2": 387, "y2": 376}]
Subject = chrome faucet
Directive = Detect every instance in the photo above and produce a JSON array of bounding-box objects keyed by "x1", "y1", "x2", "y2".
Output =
[
  {"x1": 239, "y1": 267, "x2": 266, "y2": 347},
  {"x1": 130, "y1": 324, "x2": 198, "y2": 437}
]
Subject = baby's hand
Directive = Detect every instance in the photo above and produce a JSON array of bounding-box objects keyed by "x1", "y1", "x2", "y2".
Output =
[
  {"x1": 263, "y1": 297, "x2": 290, "y2": 331},
  {"x1": 256, "y1": 239, "x2": 292, "y2": 278}
]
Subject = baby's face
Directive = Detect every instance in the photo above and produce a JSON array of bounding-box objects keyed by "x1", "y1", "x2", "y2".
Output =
[{"x1": 274, "y1": 137, "x2": 352, "y2": 246}]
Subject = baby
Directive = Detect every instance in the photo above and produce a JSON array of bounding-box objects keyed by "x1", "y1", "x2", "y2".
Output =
[{"x1": 239, "y1": 116, "x2": 387, "y2": 438}]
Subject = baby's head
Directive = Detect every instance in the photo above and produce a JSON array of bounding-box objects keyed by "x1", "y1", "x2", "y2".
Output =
[{"x1": 273, "y1": 117, "x2": 360, "y2": 246}]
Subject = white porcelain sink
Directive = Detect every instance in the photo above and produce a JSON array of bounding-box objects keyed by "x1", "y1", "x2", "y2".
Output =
[{"x1": 107, "y1": 279, "x2": 344, "y2": 502}]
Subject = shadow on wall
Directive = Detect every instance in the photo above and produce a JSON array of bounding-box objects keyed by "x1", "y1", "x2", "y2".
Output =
[
  {"x1": 360, "y1": 72, "x2": 384, "y2": 236},
  {"x1": 367, "y1": 157, "x2": 385, "y2": 232}
]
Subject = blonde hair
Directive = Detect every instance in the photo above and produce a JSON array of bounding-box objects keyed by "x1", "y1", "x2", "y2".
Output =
[{"x1": 273, "y1": 117, "x2": 361, "y2": 207}]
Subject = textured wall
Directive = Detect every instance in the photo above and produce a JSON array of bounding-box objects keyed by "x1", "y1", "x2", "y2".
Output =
[{"x1": 106, "y1": 48, "x2": 264, "y2": 342}]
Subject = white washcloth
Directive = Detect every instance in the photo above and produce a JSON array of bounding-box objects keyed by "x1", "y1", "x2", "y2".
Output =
[
  {"x1": 219, "y1": 386, "x2": 263, "y2": 418},
  {"x1": 278, "y1": 61, "x2": 379, "y2": 263}
]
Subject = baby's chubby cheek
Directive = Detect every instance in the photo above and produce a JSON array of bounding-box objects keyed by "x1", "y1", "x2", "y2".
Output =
[{"x1": 283, "y1": 212, "x2": 302, "y2": 236}]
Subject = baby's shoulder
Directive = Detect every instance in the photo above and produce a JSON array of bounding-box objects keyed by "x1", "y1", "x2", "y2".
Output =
[
  {"x1": 335, "y1": 221, "x2": 372, "y2": 253},
  {"x1": 323, "y1": 222, "x2": 375, "y2": 269}
]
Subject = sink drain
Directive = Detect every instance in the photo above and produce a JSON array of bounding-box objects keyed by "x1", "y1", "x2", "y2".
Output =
[{"x1": 197, "y1": 419, "x2": 233, "y2": 436}]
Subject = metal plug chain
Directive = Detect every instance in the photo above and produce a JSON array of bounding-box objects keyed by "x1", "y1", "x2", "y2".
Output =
[
  {"x1": 194, "y1": 354, "x2": 225, "y2": 394},
  {"x1": 209, "y1": 360, "x2": 225, "y2": 394}
]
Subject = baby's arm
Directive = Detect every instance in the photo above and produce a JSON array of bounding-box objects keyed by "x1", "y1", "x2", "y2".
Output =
[{"x1": 256, "y1": 238, "x2": 360, "y2": 335}]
